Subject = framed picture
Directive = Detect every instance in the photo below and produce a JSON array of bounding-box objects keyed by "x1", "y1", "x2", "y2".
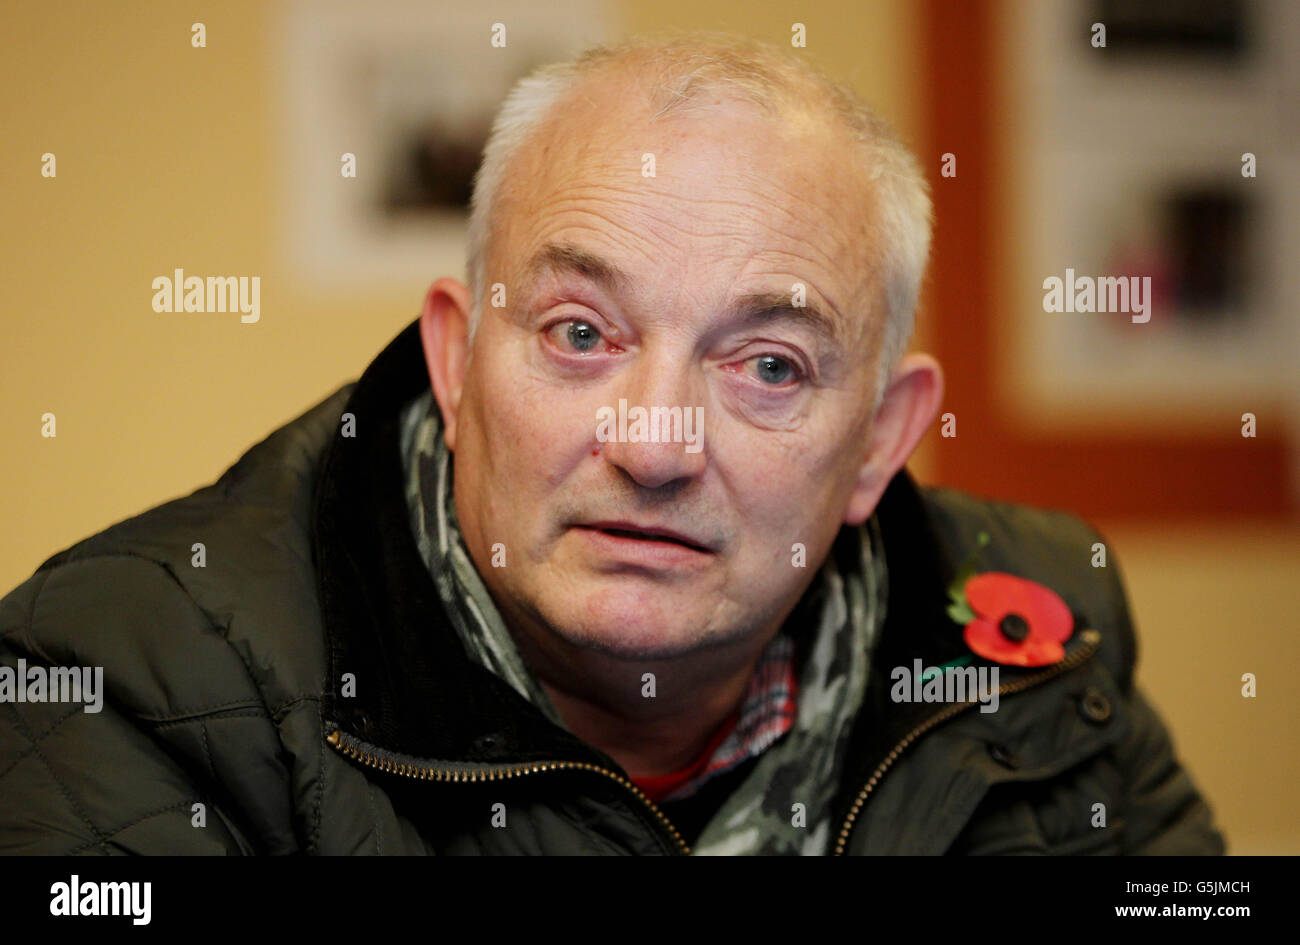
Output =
[
  {"x1": 921, "y1": 0, "x2": 1299, "y2": 518},
  {"x1": 1002, "y1": 0, "x2": 1299, "y2": 434},
  {"x1": 275, "y1": 0, "x2": 618, "y2": 289}
]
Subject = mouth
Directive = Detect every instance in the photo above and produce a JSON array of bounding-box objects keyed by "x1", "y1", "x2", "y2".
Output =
[{"x1": 576, "y1": 521, "x2": 714, "y2": 554}]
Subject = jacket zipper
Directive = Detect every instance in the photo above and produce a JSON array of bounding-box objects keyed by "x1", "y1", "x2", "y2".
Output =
[
  {"x1": 325, "y1": 728, "x2": 692, "y2": 855},
  {"x1": 831, "y1": 628, "x2": 1103, "y2": 855},
  {"x1": 328, "y1": 628, "x2": 1100, "y2": 858}
]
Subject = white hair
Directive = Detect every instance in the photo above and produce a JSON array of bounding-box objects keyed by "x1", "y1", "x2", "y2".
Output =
[{"x1": 464, "y1": 32, "x2": 932, "y2": 406}]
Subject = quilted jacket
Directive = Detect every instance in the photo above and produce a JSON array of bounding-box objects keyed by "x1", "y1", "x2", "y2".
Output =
[{"x1": 0, "y1": 319, "x2": 1226, "y2": 855}]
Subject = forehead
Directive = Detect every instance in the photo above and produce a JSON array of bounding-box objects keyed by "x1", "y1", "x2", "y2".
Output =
[{"x1": 493, "y1": 71, "x2": 884, "y2": 342}]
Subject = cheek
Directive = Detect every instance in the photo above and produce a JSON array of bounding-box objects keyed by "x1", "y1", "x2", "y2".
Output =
[
  {"x1": 471, "y1": 354, "x2": 596, "y2": 493},
  {"x1": 721, "y1": 427, "x2": 851, "y2": 545}
]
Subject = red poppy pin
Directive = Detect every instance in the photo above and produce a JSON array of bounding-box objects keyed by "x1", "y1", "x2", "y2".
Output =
[{"x1": 946, "y1": 532, "x2": 1074, "y2": 667}]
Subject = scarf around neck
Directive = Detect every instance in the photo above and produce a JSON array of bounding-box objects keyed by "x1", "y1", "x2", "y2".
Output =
[{"x1": 397, "y1": 389, "x2": 888, "y2": 854}]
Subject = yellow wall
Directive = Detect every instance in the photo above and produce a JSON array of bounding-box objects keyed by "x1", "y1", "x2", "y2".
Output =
[
  {"x1": 2, "y1": 0, "x2": 1290, "y2": 855},
  {"x1": 2, "y1": 0, "x2": 414, "y2": 584},
  {"x1": 1097, "y1": 522, "x2": 1300, "y2": 856}
]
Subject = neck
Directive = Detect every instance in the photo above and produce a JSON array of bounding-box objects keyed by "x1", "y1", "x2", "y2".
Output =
[{"x1": 507, "y1": 616, "x2": 778, "y2": 778}]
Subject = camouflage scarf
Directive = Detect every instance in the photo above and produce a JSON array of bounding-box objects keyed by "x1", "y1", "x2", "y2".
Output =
[{"x1": 398, "y1": 390, "x2": 887, "y2": 855}]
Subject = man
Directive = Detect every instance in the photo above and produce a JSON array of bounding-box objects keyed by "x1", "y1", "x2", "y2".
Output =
[{"x1": 0, "y1": 33, "x2": 1223, "y2": 855}]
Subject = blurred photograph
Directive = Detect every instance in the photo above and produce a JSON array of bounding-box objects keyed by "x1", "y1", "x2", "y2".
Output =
[{"x1": 1, "y1": 0, "x2": 1294, "y2": 888}]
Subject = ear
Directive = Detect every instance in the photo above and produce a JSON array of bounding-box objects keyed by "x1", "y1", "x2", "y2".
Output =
[
  {"x1": 843, "y1": 352, "x2": 945, "y2": 525},
  {"x1": 418, "y1": 277, "x2": 473, "y2": 452}
]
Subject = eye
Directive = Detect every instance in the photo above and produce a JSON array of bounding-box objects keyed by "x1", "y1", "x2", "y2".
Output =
[
  {"x1": 747, "y1": 353, "x2": 802, "y2": 386},
  {"x1": 547, "y1": 319, "x2": 609, "y2": 354}
]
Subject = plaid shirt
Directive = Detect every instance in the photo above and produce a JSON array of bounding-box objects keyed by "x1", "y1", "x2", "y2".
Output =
[{"x1": 652, "y1": 633, "x2": 799, "y2": 802}]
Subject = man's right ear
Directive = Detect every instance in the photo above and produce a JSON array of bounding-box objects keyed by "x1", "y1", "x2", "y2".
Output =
[{"x1": 418, "y1": 277, "x2": 473, "y2": 452}]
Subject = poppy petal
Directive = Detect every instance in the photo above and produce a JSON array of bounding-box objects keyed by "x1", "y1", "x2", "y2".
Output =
[
  {"x1": 964, "y1": 618, "x2": 1066, "y2": 667},
  {"x1": 965, "y1": 572, "x2": 1073, "y2": 644}
]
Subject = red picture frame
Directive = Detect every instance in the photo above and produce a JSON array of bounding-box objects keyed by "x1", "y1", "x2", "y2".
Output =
[{"x1": 918, "y1": 0, "x2": 1293, "y2": 522}]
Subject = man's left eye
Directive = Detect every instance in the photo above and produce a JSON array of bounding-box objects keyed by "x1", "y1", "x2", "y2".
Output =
[{"x1": 748, "y1": 354, "x2": 801, "y2": 385}]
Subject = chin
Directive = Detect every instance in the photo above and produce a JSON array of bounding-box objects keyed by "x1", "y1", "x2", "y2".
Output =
[{"x1": 541, "y1": 588, "x2": 716, "y2": 661}]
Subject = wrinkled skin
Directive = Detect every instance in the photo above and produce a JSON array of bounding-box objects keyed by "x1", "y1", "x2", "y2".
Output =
[{"x1": 419, "y1": 67, "x2": 943, "y2": 775}]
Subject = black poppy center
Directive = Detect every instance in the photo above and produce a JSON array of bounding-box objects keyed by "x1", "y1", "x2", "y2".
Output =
[{"x1": 999, "y1": 612, "x2": 1030, "y2": 642}]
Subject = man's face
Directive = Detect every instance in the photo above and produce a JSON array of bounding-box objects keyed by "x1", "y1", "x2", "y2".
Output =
[{"x1": 448, "y1": 77, "x2": 889, "y2": 661}]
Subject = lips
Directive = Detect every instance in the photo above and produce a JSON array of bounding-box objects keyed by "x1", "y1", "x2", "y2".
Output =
[{"x1": 577, "y1": 521, "x2": 713, "y2": 554}]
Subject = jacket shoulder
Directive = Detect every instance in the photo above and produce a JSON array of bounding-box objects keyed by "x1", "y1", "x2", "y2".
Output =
[
  {"x1": 6, "y1": 383, "x2": 358, "y2": 710},
  {"x1": 916, "y1": 483, "x2": 1138, "y2": 693},
  {"x1": 0, "y1": 384, "x2": 357, "y2": 852},
  {"x1": 913, "y1": 483, "x2": 1226, "y2": 855}
]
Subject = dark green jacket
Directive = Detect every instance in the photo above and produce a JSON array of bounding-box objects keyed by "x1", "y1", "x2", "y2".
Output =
[{"x1": 0, "y1": 320, "x2": 1225, "y2": 855}]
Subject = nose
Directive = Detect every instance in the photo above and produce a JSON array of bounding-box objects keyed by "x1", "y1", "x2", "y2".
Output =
[{"x1": 597, "y1": 355, "x2": 707, "y2": 490}]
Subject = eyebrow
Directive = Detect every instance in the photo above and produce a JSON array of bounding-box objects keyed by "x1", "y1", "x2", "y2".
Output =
[
  {"x1": 729, "y1": 292, "x2": 845, "y2": 350},
  {"x1": 526, "y1": 242, "x2": 631, "y2": 296},
  {"x1": 525, "y1": 241, "x2": 846, "y2": 349}
]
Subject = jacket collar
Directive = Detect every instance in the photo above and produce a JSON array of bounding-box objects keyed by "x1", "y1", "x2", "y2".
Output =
[
  {"x1": 314, "y1": 318, "x2": 974, "y2": 773},
  {"x1": 314, "y1": 319, "x2": 605, "y2": 769}
]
